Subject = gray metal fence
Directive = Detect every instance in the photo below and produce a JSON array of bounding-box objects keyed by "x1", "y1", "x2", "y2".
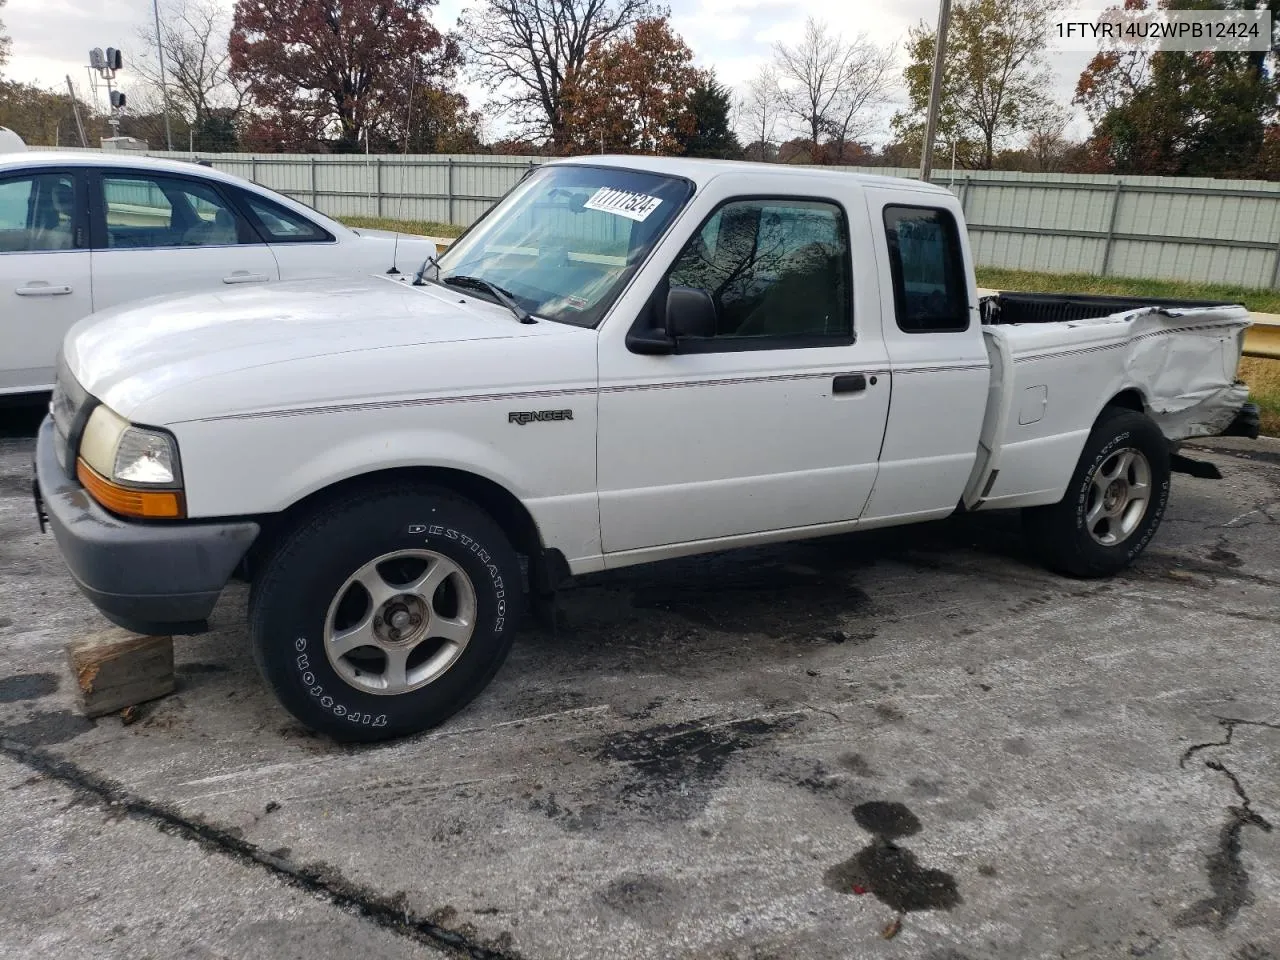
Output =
[{"x1": 29, "y1": 147, "x2": 1280, "y2": 289}]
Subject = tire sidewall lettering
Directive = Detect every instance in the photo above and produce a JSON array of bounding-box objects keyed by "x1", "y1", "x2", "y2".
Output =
[
  {"x1": 406, "y1": 524, "x2": 509, "y2": 636},
  {"x1": 289, "y1": 635, "x2": 388, "y2": 727},
  {"x1": 281, "y1": 519, "x2": 510, "y2": 726},
  {"x1": 1069, "y1": 423, "x2": 1168, "y2": 560}
]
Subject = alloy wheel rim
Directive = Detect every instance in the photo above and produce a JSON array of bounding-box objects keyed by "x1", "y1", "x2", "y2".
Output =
[
  {"x1": 323, "y1": 549, "x2": 477, "y2": 696},
  {"x1": 1084, "y1": 447, "x2": 1152, "y2": 546}
]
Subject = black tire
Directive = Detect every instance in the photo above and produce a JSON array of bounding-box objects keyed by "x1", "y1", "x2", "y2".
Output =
[
  {"x1": 248, "y1": 484, "x2": 524, "y2": 742},
  {"x1": 1023, "y1": 408, "x2": 1171, "y2": 579}
]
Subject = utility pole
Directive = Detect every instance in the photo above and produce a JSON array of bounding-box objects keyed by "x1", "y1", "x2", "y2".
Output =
[
  {"x1": 66, "y1": 75, "x2": 88, "y2": 147},
  {"x1": 919, "y1": 0, "x2": 952, "y2": 182},
  {"x1": 152, "y1": 0, "x2": 175, "y2": 150}
]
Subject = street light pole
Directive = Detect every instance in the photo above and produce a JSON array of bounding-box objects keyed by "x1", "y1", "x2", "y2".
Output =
[
  {"x1": 152, "y1": 0, "x2": 175, "y2": 151},
  {"x1": 918, "y1": 0, "x2": 952, "y2": 182}
]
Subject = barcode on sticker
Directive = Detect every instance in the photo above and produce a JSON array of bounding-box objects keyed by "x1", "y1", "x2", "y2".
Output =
[{"x1": 584, "y1": 187, "x2": 663, "y2": 222}]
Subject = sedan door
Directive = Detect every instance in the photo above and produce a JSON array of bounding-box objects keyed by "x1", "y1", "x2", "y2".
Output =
[
  {"x1": 0, "y1": 168, "x2": 92, "y2": 394},
  {"x1": 88, "y1": 169, "x2": 280, "y2": 311}
]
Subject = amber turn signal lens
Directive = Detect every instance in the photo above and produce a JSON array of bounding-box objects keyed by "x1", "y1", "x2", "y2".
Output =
[{"x1": 77, "y1": 458, "x2": 186, "y2": 519}]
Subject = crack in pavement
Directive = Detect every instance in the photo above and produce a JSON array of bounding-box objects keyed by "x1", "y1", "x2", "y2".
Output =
[
  {"x1": 1175, "y1": 718, "x2": 1277, "y2": 932},
  {"x1": 1181, "y1": 716, "x2": 1280, "y2": 768},
  {"x1": 0, "y1": 736, "x2": 523, "y2": 960}
]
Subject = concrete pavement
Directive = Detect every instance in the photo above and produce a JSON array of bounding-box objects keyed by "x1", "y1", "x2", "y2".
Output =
[{"x1": 1, "y1": 405, "x2": 1277, "y2": 960}]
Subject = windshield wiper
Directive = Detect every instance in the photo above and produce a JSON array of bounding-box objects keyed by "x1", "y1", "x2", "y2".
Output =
[
  {"x1": 412, "y1": 253, "x2": 440, "y2": 286},
  {"x1": 442, "y1": 275, "x2": 537, "y2": 324}
]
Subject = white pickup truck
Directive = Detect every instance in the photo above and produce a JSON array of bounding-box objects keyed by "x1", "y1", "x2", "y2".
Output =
[{"x1": 33, "y1": 156, "x2": 1259, "y2": 741}]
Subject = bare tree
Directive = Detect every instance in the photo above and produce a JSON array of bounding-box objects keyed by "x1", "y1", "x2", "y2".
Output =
[
  {"x1": 773, "y1": 17, "x2": 895, "y2": 163},
  {"x1": 739, "y1": 65, "x2": 781, "y2": 160},
  {"x1": 458, "y1": 0, "x2": 654, "y2": 149},
  {"x1": 133, "y1": 0, "x2": 247, "y2": 140},
  {"x1": 0, "y1": 0, "x2": 10, "y2": 74},
  {"x1": 1025, "y1": 104, "x2": 1070, "y2": 172}
]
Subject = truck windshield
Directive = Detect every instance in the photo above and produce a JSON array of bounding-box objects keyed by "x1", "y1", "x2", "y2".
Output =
[{"x1": 432, "y1": 164, "x2": 693, "y2": 327}]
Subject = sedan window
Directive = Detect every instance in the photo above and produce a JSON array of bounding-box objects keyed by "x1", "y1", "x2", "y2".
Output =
[
  {"x1": 240, "y1": 194, "x2": 331, "y2": 242},
  {"x1": 102, "y1": 174, "x2": 244, "y2": 249},
  {"x1": 0, "y1": 173, "x2": 78, "y2": 252}
]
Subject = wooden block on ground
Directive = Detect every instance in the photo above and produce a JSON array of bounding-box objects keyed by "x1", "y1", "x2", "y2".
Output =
[{"x1": 66, "y1": 628, "x2": 175, "y2": 718}]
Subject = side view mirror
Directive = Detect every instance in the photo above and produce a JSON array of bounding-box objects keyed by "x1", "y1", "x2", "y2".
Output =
[
  {"x1": 666, "y1": 286, "x2": 717, "y2": 339},
  {"x1": 625, "y1": 285, "x2": 718, "y2": 356}
]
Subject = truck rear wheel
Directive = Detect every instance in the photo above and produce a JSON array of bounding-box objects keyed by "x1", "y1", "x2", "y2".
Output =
[
  {"x1": 248, "y1": 485, "x2": 523, "y2": 742},
  {"x1": 1023, "y1": 409, "x2": 1171, "y2": 578}
]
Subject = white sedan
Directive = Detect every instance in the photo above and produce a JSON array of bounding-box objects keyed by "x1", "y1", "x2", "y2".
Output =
[{"x1": 0, "y1": 151, "x2": 444, "y2": 396}]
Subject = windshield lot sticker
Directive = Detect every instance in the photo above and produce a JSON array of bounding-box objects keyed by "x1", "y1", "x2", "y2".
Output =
[{"x1": 584, "y1": 187, "x2": 664, "y2": 222}]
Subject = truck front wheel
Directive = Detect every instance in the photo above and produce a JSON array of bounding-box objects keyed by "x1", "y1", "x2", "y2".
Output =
[
  {"x1": 248, "y1": 485, "x2": 523, "y2": 742},
  {"x1": 1023, "y1": 409, "x2": 1171, "y2": 578}
]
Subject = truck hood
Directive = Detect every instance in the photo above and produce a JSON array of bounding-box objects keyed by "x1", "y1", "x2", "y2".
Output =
[
  {"x1": 346, "y1": 229, "x2": 446, "y2": 275},
  {"x1": 65, "y1": 274, "x2": 586, "y2": 420}
]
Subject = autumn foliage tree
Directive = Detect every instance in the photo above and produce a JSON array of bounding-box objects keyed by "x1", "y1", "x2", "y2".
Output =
[
  {"x1": 1075, "y1": 0, "x2": 1280, "y2": 178},
  {"x1": 896, "y1": 0, "x2": 1068, "y2": 169},
  {"x1": 560, "y1": 17, "x2": 701, "y2": 155},
  {"x1": 229, "y1": 0, "x2": 468, "y2": 151},
  {"x1": 459, "y1": 0, "x2": 654, "y2": 149}
]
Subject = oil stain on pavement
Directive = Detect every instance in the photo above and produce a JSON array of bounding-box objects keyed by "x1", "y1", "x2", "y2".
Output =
[
  {"x1": 532, "y1": 714, "x2": 797, "y2": 828},
  {"x1": 824, "y1": 800, "x2": 961, "y2": 913}
]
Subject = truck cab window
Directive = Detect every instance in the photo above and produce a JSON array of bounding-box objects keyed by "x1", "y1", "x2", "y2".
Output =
[
  {"x1": 668, "y1": 198, "x2": 851, "y2": 344},
  {"x1": 883, "y1": 205, "x2": 968, "y2": 333}
]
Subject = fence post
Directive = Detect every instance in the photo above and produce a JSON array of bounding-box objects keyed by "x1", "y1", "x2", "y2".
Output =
[
  {"x1": 1100, "y1": 179, "x2": 1124, "y2": 277},
  {"x1": 249, "y1": 156, "x2": 257, "y2": 184},
  {"x1": 960, "y1": 176, "x2": 972, "y2": 216},
  {"x1": 1270, "y1": 221, "x2": 1280, "y2": 289},
  {"x1": 375, "y1": 158, "x2": 383, "y2": 218},
  {"x1": 447, "y1": 158, "x2": 455, "y2": 226},
  {"x1": 309, "y1": 156, "x2": 317, "y2": 208}
]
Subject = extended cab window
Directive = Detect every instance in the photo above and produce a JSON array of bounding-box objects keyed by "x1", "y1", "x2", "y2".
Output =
[
  {"x1": 0, "y1": 173, "x2": 78, "y2": 252},
  {"x1": 101, "y1": 174, "x2": 243, "y2": 249},
  {"x1": 667, "y1": 198, "x2": 851, "y2": 344},
  {"x1": 883, "y1": 205, "x2": 968, "y2": 332}
]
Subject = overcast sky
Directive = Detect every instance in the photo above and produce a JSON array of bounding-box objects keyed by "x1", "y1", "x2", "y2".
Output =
[{"x1": 1, "y1": 0, "x2": 1096, "y2": 146}]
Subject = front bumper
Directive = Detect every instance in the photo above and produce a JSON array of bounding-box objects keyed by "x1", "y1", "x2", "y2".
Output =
[{"x1": 33, "y1": 415, "x2": 259, "y2": 635}]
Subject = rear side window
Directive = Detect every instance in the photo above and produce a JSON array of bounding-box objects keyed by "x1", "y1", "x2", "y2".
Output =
[
  {"x1": 241, "y1": 193, "x2": 331, "y2": 242},
  {"x1": 0, "y1": 173, "x2": 79, "y2": 252},
  {"x1": 883, "y1": 205, "x2": 968, "y2": 333},
  {"x1": 101, "y1": 174, "x2": 245, "y2": 248}
]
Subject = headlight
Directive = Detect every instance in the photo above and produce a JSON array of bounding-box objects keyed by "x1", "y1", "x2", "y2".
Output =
[{"x1": 77, "y1": 405, "x2": 185, "y2": 519}]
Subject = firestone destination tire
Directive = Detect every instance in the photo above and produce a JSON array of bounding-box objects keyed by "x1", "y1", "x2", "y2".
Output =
[
  {"x1": 249, "y1": 484, "x2": 523, "y2": 742},
  {"x1": 1023, "y1": 409, "x2": 1171, "y2": 579}
]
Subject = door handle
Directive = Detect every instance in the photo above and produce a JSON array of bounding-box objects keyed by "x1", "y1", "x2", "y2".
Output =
[
  {"x1": 223, "y1": 271, "x2": 270, "y2": 284},
  {"x1": 832, "y1": 374, "x2": 867, "y2": 394},
  {"x1": 16, "y1": 282, "x2": 73, "y2": 297}
]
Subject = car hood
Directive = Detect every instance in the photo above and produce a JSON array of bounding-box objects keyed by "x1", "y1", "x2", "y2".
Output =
[{"x1": 65, "y1": 274, "x2": 588, "y2": 421}]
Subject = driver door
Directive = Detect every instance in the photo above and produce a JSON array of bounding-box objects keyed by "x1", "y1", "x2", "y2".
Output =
[{"x1": 596, "y1": 192, "x2": 892, "y2": 556}]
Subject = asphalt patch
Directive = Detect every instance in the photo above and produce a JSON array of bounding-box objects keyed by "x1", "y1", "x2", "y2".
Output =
[
  {"x1": 3, "y1": 709, "x2": 94, "y2": 746},
  {"x1": 628, "y1": 559, "x2": 871, "y2": 637},
  {"x1": 825, "y1": 801, "x2": 961, "y2": 913},
  {"x1": 0, "y1": 672, "x2": 58, "y2": 703}
]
